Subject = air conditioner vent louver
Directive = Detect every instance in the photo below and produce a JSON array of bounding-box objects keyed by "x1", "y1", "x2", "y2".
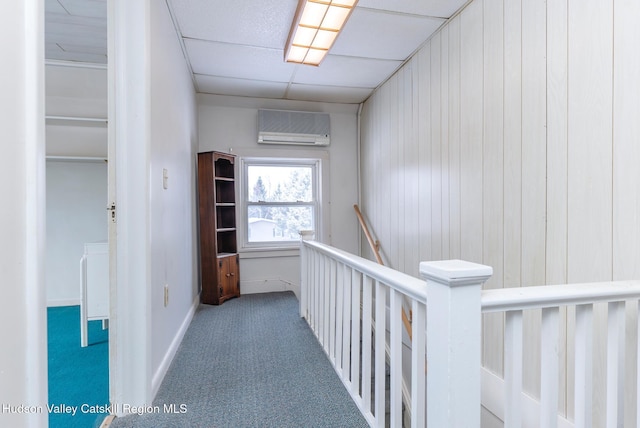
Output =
[{"x1": 258, "y1": 109, "x2": 330, "y2": 146}]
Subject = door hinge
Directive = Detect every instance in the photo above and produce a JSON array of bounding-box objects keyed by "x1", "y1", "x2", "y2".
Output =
[{"x1": 107, "y1": 202, "x2": 116, "y2": 223}]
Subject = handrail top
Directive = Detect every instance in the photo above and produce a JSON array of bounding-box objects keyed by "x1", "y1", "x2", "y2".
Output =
[
  {"x1": 481, "y1": 280, "x2": 640, "y2": 313},
  {"x1": 302, "y1": 240, "x2": 427, "y2": 303}
]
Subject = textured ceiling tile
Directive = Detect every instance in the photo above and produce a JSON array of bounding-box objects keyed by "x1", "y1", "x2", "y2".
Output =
[
  {"x1": 46, "y1": 13, "x2": 107, "y2": 28},
  {"x1": 185, "y1": 39, "x2": 296, "y2": 83},
  {"x1": 293, "y1": 55, "x2": 401, "y2": 88},
  {"x1": 46, "y1": 42, "x2": 65, "y2": 54},
  {"x1": 45, "y1": 50, "x2": 108, "y2": 64},
  {"x1": 332, "y1": 8, "x2": 444, "y2": 60},
  {"x1": 45, "y1": 0, "x2": 69, "y2": 14},
  {"x1": 46, "y1": 14, "x2": 107, "y2": 42},
  {"x1": 57, "y1": 0, "x2": 107, "y2": 19},
  {"x1": 57, "y1": 42, "x2": 107, "y2": 56},
  {"x1": 195, "y1": 75, "x2": 288, "y2": 99},
  {"x1": 45, "y1": 13, "x2": 107, "y2": 63},
  {"x1": 287, "y1": 84, "x2": 373, "y2": 104},
  {"x1": 357, "y1": 0, "x2": 468, "y2": 18},
  {"x1": 169, "y1": 0, "x2": 296, "y2": 49}
]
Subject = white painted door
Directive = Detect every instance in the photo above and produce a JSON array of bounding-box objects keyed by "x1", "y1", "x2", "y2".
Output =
[{"x1": 107, "y1": 0, "x2": 117, "y2": 406}]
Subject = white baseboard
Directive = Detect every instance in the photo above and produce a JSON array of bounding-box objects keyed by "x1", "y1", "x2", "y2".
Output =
[
  {"x1": 151, "y1": 296, "x2": 199, "y2": 399},
  {"x1": 47, "y1": 298, "x2": 81, "y2": 307},
  {"x1": 241, "y1": 279, "x2": 300, "y2": 299}
]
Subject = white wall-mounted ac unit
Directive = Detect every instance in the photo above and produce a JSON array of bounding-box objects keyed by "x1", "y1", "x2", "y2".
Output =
[{"x1": 257, "y1": 109, "x2": 330, "y2": 146}]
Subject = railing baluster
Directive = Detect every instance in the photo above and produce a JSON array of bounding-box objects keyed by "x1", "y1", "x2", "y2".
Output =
[
  {"x1": 306, "y1": 249, "x2": 312, "y2": 326},
  {"x1": 342, "y1": 264, "x2": 352, "y2": 379},
  {"x1": 351, "y1": 270, "x2": 362, "y2": 399},
  {"x1": 362, "y1": 274, "x2": 373, "y2": 415},
  {"x1": 575, "y1": 303, "x2": 594, "y2": 428},
  {"x1": 318, "y1": 252, "x2": 322, "y2": 330},
  {"x1": 310, "y1": 249, "x2": 316, "y2": 331},
  {"x1": 306, "y1": 248, "x2": 312, "y2": 327},
  {"x1": 324, "y1": 256, "x2": 331, "y2": 351},
  {"x1": 390, "y1": 288, "x2": 402, "y2": 427},
  {"x1": 318, "y1": 253, "x2": 325, "y2": 346},
  {"x1": 374, "y1": 280, "x2": 386, "y2": 427},
  {"x1": 540, "y1": 307, "x2": 560, "y2": 428},
  {"x1": 329, "y1": 260, "x2": 337, "y2": 362},
  {"x1": 335, "y1": 261, "x2": 344, "y2": 372},
  {"x1": 313, "y1": 253, "x2": 324, "y2": 336},
  {"x1": 504, "y1": 310, "x2": 523, "y2": 428},
  {"x1": 606, "y1": 301, "x2": 625, "y2": 427},
  {"x1": 411, "y1": 299, "x2": 426, "y2": 428}
]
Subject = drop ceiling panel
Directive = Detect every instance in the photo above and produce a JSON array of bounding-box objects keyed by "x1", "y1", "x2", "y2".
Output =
[
  {"x1": 45, "y1": 0, "x2": 69, "y2": 14},
  {"x1": 46, "y1": 11, "x2": 107, "y2": 62},
  {"x1": 185, "y1": 39, "x2": 296, "y2": 83},
  {"x1": 332, "y1": 8, "x2": 445, "y2": 60},
  {"x1": 47, "y1": 26, "x2": 106, "y2": 46},
  {"x1": 57, "y1": 0, "x2": 106, "y2": 19},
  {"x1": 46, "y1": 50, "x2": 108, "y2": 64},
  {"x1": 287, "y1": 84, "x2": 373, "y2": 104},
  {"x1": 46, "y1": 42, "x2": 65, "y2": 55},
  {"x1": 195, "y1": 75, "x2": 288, "y2": 99},
  {"x1": 293, "y1": 55, "x2": 401, "y2": 88},
  {"x1": 169, "y1": 0, "x2": 295, "y2": 49},
  {"x1": 44, "y1": 0, "x2": 471, "y2": 104},
  {"x1": 46, "y1": 14, "x2": 107, "y2": 35},
  {"x1": 49, "y1": 32, "x2": 106, "y2": 46},
  {"x1": 357, "y1": 0, "x2": 469, "y2": 18},
  {"x1": 57, "y1": 42, "x2": 106, "y2": 56}
]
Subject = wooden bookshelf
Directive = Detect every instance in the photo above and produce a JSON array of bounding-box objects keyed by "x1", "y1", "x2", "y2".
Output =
[{"x1": 197, "y1": 151, "x2": 240, "y2": 305}]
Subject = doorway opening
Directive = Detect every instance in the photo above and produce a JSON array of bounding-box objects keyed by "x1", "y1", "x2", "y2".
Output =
[{"x1": 44, "y1": 1, "x2": 111, "y2": 424}]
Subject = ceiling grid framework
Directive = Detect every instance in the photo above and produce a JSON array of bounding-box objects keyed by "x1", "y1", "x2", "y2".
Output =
[{"x1": 45, "y1": 0, "x2": 470, "y2": 104}]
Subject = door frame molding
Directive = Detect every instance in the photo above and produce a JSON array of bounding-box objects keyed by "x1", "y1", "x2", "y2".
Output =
[{"x1": 108, "y1": 0, "x2": 153, "y2": 410}]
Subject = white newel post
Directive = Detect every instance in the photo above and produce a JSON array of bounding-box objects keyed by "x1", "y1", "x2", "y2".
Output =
[
  {"x1": 420, "y1": 260, "x2": 492, "y2": 428},
  {"x1": 299, "y1": 230, "x2": 315, "y2": 319}
]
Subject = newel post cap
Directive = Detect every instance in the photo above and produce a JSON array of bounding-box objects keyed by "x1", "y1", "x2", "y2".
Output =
[
  {"x1": 420, "y1": 259, "x2": 493, "y2": 286},
  {"x1": 299, "y1": 230, "x2": 315, "y2": 241}
]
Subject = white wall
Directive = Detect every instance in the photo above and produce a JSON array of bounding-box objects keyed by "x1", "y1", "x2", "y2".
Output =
[
  {"x1": 148, "y1": 0, "x2": 199, "y2": 398},
  {"x1": 108, "y1": 0, "x2": 198, "y2": 409},
  {"x1": 0, "y1": 1, "x2": 48, "y2": 426},
  {"x1": 197, "y1": 94, "x2": 359, "y2": 296},
  {"x1": 46, "y1": 160, "x2": 107, "y2": 306},
  {"x1": 360, "y1": 0, "x2": 640, "y2": 426}
]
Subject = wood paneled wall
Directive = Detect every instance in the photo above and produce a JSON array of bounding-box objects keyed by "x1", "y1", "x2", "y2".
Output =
[{"x1": 360, "y1": 0, "x2": 640, "y2": 423}]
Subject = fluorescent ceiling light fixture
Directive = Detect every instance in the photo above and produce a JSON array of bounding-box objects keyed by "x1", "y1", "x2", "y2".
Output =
[{"x1": 284, "y1": 0, "x2": 358, "y2": 66}]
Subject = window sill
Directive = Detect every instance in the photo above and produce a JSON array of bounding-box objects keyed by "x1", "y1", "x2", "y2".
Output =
[{"x1": 238, "y1": 246, "x2": 301, "y2": 259}]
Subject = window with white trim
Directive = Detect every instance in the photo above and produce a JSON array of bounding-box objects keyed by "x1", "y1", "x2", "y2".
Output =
[{"x1": 241, "y1": 157, "x2": 320, "y2": 248}]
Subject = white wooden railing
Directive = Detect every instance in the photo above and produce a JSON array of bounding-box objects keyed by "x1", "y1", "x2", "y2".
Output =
[
  {"x1": 300, "y1": 237, "x2": 492, "y2": 427},
  {"x1": 300, "y1": 238, "x2": 425, "y2": 427},
  {"x1": 300, "y1": 237, "x2": 640, "y2": 427},
  {"x1": 481, "y1": 280, "x2": 640, "y2": 428}
]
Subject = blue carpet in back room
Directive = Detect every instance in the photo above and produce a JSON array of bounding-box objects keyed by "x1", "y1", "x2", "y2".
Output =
[{"x1": 47, "y1": 306, "x2": 109, "y2": 428}]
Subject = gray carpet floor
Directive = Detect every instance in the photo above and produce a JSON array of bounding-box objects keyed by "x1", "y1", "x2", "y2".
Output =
[{"x1": 110, "y1": 291, "x2": 368, "y2": 428}]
